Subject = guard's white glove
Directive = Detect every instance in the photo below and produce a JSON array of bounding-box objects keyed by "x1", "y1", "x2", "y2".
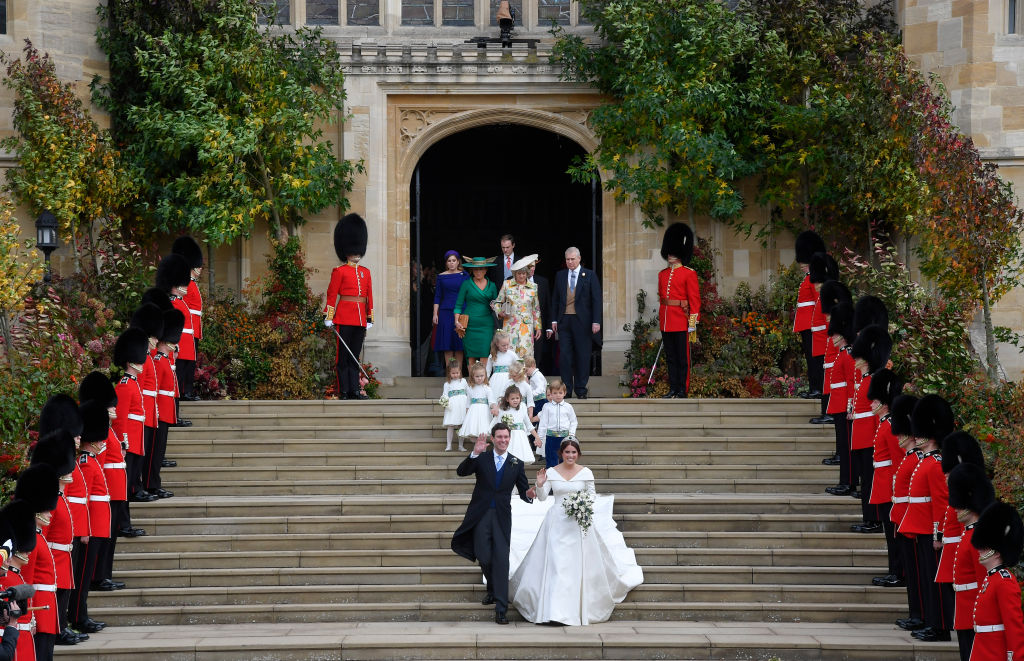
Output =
[
  {"x1": 324, "y1": 320, "x2": 334, "y2": 327},
  {"x1": 366, "y1": 322, "x2": 373, "y2": 330},
  {"x1": 688, "y1": 327, "x2": 696, "y2": 333}
]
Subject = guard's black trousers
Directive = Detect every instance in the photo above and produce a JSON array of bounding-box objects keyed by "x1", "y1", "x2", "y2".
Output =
[
  {"x1": 661, "y1": 330, "x2": 690, "y2": 395},
  {"x1": 335, "y1": 325, "x2": 366, "y2": 396}
]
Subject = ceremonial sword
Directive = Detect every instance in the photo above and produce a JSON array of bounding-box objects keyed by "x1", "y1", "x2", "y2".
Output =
[{"x1": 330, "y1": 325, "x2": 371, "y2": 381}]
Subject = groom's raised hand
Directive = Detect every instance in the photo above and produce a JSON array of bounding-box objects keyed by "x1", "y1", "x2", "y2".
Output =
[{"x1": 473, "y1": 434, "x2": 490, "y2": 456}]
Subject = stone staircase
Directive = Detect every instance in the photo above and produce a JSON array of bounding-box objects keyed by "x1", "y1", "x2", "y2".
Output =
[{"x1": 57, "y1": 398, "x2": 959, "y2": 660}]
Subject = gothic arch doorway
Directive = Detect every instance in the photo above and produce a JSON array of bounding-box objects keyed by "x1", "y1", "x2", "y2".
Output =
[{"x1": 409, "y1": 123, "x2": 602, "y2": 376}]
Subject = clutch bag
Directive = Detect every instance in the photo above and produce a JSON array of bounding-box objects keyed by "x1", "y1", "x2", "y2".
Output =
[{"x1": 456, "y1": 314, "x2": 469, "y2": 338}]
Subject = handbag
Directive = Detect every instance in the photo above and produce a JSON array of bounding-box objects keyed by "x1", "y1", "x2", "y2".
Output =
[{"x1": 455, "y1": 314, "x2": 469, "y2": 338}]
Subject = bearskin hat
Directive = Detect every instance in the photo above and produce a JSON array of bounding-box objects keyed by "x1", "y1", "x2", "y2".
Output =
[
  {"x1": 172, "y1": 235, "x2": 204, "y2": 269},
  {"x1": 160, "y1": 308, "x2": 185, "y2": 345},
  {"x1": 155, "y1": 253, "x2": 191, "y2": 293},
  {"x1": 911, "y1": 394, "x2": 955, "y2": 444},
  {"x1": 795, "y1": 231, "x2": 826, "y2": 264},
  {"x1": 38, "y1": 394, "x2": 82, "y2": 439},
  {"x1": 827, "y1": 300, "x2": 856, "y2": 345},
  {"x1": 808, "y1": 252, "x2": 839, "y2": 284},
  {"x1": 850, "y1": 324, "x2": 892, "y2": 372},
  {"x1": 889, "y1": 394, "x2": 919, "y2": 437},
  {"x1": 660, "y1": 223, "x2": 695, "y2": 266},
  {"x1": 141, "y1": 287, "x2": 173, "y2": 312},
  {"x1": 853, "y1": 296, "x2": 889, "y2": 333},
  {"x1": 948, "y1": 464, "x2": 995, "y2": 515},
  {"x1": 972, "y1": 501, "x2": 1024, "y2": 567},
  {"x1": 0, "y1": 500, "x2": 37, "y2": 553},
  {"x1": 30, "y1": 429, "x2": 76, "y2": 476},
  {"x1": 14, "y1": 464, "x2": 59, "y2": 514},
  {"x1": 334, "y1": 213, "x2": 368, "y2": 262},
  {"x1": 130, "y1": 302, "x2": 165, "y2": 340},
  {"x1": 819, "y1": 280, "x2": 852, "y2": 316},
  {"x1": 114, "y1": 327, "x2": 150, "y2": 368},
  {"x1": 79, "y1": 400, "x2": 110, "y2": 445},
  {"x1": 866, "y1": 368, "x2": 903, "y2": 407},
  {"x1": 79, "y1": 371, "x2": 117, "y2": 409},
  {"x1": 941, "y1": 431, "x2": 986, "y2": 474}
]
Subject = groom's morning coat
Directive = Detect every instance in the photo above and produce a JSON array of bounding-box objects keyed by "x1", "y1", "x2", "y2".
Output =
[{"x1": 451, "y1": 450, "x2": 532, "y2": 562}]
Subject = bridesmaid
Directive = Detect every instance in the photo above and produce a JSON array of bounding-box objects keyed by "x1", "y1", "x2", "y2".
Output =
[
  {"x1": 454, "y1": 257, "x2": 498, "y2": 366},
  {"x1": 432, "y1": 250, "x2": 469, "y2": 367}
]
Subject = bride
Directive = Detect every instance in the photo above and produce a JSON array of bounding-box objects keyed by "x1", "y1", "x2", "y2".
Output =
[{"x1": 508, "y1": 437, "x2": 643, "y2": 625}]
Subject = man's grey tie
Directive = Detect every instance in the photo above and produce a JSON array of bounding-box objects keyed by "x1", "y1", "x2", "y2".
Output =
[{"x1": 570, "y1": 271, "x2": 577, "y2": 292}]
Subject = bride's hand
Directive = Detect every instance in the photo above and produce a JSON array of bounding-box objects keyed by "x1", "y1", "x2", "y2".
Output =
[
  {"x1": 526, "y1": 487, "x2": 536, "y2": 499},
  {"x1": 536, "y1": 468, "x2": 547, "y2": 486}
]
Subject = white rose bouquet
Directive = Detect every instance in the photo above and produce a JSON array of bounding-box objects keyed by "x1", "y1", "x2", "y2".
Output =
[
  {"x1": 438, "y1": 395, "x2": 450, "y2": 409},
  {"x1": 562, "y1": 489, "x2": 595, "y2": 535},
  {"x1": 501, "y1": 412, "x2": 515, "y2": 426}
]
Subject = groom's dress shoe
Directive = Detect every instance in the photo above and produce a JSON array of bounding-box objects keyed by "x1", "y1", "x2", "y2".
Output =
[
  {"x1": 495, "y1": 612, "x2": 509, "y2": 625},
  {"x1": 481, "y1": 594, "x2": 495, "y2": 605}
]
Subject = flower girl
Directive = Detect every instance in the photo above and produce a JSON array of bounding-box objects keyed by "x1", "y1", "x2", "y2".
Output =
[
  {"x1": 486, "y1": 330, "x2": 517, "y2": 398},
  {"x1": 508, "y1": 361, "x2": 535, "y2": 418},
  {"x1": 491, "y1": 385, "x2": 535, "y2": 463},
  {"x1": 458, "y1": 362, "x2": 497, "y2": 440},
  {"x1": 439, "y1": 360, "x2": 468, "y2": 451}
]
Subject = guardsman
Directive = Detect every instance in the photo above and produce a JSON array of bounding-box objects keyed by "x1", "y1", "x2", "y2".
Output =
[
  {"x1": 141, "y1": 287, "x2": 188, "y2": 433},
  {"x1": 819, "y1": 281, "x2": 852, "y2": 460},
  {"x1": 29, "y1": 429, "x2": 79, "y2": 646},
  {"x1": 807, "y1": 252, "x2": 838, "y2": 424},
  {"x1": 848, "y1": 324, "x2": 891, "y2": 530},
  {"x1": 947, "y1": 463, "x2": 995, "y2": 661},
  {"x1": 824, "y1": 300, "x2": 855, "y2": 495},
  {"x1": 129, "y1": 303, "x2": 163, "y2": 503},
  {"x1": 156, "y1": 254, "x2": 196, "y2": 419},
  {"x1": 969, "y1": 501, "x2": 1024, "y2": 661},
  {"x1": 172, "y1": 236, "x2": 204, "y2": 402},
  {"x1": 890, "y1": 394, "x2": 924, "y2": 633},
  {"x1": 324, "y1": 214, "x2": 374, "y2": 400},
  {"x1": 793, "y1": 231, "x2": 826, "y2": 399},
  {"x1": 147, "y1": 308, "x2": 184, "y2": 500},
  {"x1": 113, "y1": 328, "x2": 152, "y2": 509},
  {"x1": 68, "y1": 401, "x2": 111, "y2": 636},
  {"x1": 16, "y1": 463, "x2": 60, "y2": 661},
  {"x1": 1, "y1": 498, "x2": 40, "y2": 659},
  {"x1": 657, "y1": 223, "x2": 701, "y2": 398},
  {"x1": 903, "y1": 394, "x2": 956, "y2": 642},
  {"x1": 865, "y1": 368, "x2": 905, "y2": 587}
]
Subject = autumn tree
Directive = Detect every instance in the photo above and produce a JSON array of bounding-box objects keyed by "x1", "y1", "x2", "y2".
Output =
[
  {"x1": 94, "y1": 0, "x2": 361, "y2": 244},
  {"x1": 0, "y1": 199, "x2": 44, "y2": 368}
]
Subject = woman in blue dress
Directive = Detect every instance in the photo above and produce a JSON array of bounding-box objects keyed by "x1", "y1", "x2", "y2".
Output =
[{"x1": 432, "y1": 250, "x2": 470, "y2": 367}]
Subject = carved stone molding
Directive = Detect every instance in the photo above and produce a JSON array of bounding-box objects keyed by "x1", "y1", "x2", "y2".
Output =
[{"x1": 398, "y1": 109, "x2": 460, "y2": 149}]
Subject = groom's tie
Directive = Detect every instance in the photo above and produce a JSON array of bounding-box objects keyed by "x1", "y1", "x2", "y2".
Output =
[{"x1": 491, "y1": 454, "x2": 505, "y2": 509}]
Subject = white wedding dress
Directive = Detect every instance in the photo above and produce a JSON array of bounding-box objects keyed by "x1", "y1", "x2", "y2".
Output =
[{"x1": 508, "y1": 467, "x2": 643, "y2": 625}]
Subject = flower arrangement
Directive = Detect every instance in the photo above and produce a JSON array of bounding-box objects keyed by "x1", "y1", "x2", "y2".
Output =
[
  {"x1": 438, "y1": 395, "x2": 450, "y2": 408},
  {"x1": 562, "y1": 489, "x2": 595, "y2": 536},
  {"x1": 501, "y1": 412, "x2": 515, "y2": 426}
]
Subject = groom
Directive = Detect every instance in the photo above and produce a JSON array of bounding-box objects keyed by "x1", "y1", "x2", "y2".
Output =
[{"x1": 451, "y1": 423, "x2": 534, "y2": 624}]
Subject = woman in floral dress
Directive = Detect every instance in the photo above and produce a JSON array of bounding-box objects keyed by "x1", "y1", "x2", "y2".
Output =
[{"x1": 491, "y1": 254, "x2": 541, "y2": 358}]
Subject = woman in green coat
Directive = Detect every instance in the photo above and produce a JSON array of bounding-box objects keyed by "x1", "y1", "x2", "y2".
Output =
[{"x1": 454, "y1": 257, "x2": 498, "y2": 365}]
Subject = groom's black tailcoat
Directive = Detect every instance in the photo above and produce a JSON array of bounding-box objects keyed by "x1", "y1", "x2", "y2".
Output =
[{"x1": 451, "y1": 450, "x2": 532, "y2": 561}]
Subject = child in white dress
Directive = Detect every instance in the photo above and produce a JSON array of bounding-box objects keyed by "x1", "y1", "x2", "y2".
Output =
[
  {"x1": 509, "y1": 361, "x2": 535, "y2": 418},
  {"x1": 490, "y1": 384, "x2": 535, "y2": 463},
  {"x1": 440, "y1": 360, "x2": 469, "y2": 451},
  {"x1": 458, "y1": 362, "x2": 498, "y2": 440},
  {"x1": 486, "y1": 330, "x2": 517, "y2": 399}
]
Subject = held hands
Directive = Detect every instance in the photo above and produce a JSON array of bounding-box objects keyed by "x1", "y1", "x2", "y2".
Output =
[
  {"x1": 526, "y1": 486, "x2": 536, "y2": 499},
  {"x1": 473, "y1": 434, "x2": 489, "y2": 455}
]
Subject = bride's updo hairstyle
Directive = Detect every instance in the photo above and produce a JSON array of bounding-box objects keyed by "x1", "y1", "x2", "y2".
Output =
[{"x1": 559, "y1": 437, "x2": 582, "y2": 458}]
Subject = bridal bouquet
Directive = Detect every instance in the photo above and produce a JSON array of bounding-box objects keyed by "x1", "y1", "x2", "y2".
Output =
[
  {"x1": 438, "y1": 395, "x2": 450, "y2": 409},
  {"x1": 501, "y1": 413, "x2": 515, "y2": 426},
  {"x1": 562, "y1": 489, "x2": 595, "y2": 535}
]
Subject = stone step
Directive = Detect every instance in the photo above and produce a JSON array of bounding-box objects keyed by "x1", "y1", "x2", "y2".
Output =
[
  {"x1": 384, "y1": 374, "x2": 629, "y2": 398},
  {"x1": 49, "y1": 621, "x2": 960, "y2": 661}
]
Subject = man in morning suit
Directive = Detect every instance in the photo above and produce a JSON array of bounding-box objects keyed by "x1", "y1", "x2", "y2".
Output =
[
  {"x1": 550, "y1": 247, "x2": 602, "y2": 399},
  {"x1": 451, "y1": 423, "x2": 533, "y2": 625}
]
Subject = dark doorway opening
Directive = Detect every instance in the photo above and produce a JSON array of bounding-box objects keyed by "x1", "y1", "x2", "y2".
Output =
[{"x1": 410, "y1": 123, "x2": 602, "y2": 377}]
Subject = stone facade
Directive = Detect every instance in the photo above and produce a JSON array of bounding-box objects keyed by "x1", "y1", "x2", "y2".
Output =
[{"x1": 2, "y1": 0, "x2": 1024, "y2": 378}]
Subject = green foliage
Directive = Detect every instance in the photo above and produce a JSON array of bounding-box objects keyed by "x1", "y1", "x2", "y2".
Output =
[
  {"x1": 81, "y1": 225, "x2": 161, "y2": 325},
  {"x1": 263, "y1": 236, "x2": 310, "y2": 313},
  {"x1": 94, "y1": 0, "x2": 362, "y2": 243},
  {"x1": 0, "y1": 198, "x2": 45, "y2": 362}
]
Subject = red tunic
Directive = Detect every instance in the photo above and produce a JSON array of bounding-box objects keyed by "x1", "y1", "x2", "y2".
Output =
[
  {"x1": 899, "y1": 451, "x2": 948, "y2": 537},
  {"x1": 937, "y1": 506, "x2": 965, "y2": 584},
  {"x1": 953, "y1": 525, "x2": 984, "y2": 630},
  {"x1": 793, "y1": 275, "x2": 816, "y2": 332},
  {"x1": 79, "y1": 453, "x2": 111, "y2": 538},
  {"x1": 114, "y1": 374, "x2": 145, "y2": 456},
  {"x1": 23, "y1": 530, "x2": 57, "y2": 635},
  {"x1": 891, "y1": 450, "x2": 921, "y2": 526},
  {"x1": 100, "y1": 425, "x2": 128, "y2": 502},
  {"x1": 869, "y1": 416, "x2": 900, "y2": 505},
  {"x1": 184, "y1": 279, "x2": 203, "y2": 340},
  {"x1": 826, "y1": 347, "x2": 853, "y2": 415},
  {"x1": 41, "y1": 494, "x2": 74, "y2": 589},
  {"x1": 822, "y1": 338, "x2": 838, "y2": 397},
  {"x1": 324, "y1": 264, "x2": 373, "y2": 327},
  {"x1": 140, "y1": 353, "x2": 159, "y2": 428},
  {"x1": 0, "y1": 566, "x2": 36, "y2": 660},
  {"x1": 65, "y1": 464, "x2": 90, "y2": 538},
  {"x1": 810, "y1": 296, "x2": 827, "y2": 356},
  {"x1": 154, "y1": 351, "x2": 178, "y2": 424},
  {"x1": 657, "y1": 265, "x2": 701, "y2": 332},
  {"x1": 970, "y1": 567, "x2": 1024, "y2": 660},
  {"x1": 172, "y1": 295, "x2": 196, "y2": 360},
  {"x1": 849, "y1": 373, "x2": 878, "y2": 451}
]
